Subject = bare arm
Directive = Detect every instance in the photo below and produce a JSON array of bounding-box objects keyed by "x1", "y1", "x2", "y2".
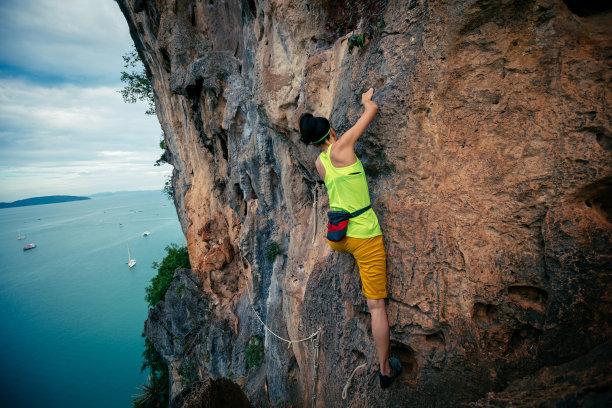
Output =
[{"x1": 333, "y1": 88, "x2": 378, "y2": 160}]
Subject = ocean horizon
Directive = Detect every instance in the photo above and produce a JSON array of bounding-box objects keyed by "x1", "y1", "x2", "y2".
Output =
[{"x1": 0, "y1": 190, "x2": 185, "y2": 407}]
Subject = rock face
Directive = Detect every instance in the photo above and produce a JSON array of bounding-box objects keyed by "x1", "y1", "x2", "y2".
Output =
[
  {"x1": 118, "y1": 0, "x2": 611, "y2": 407},
  {"x1": 469, "y1": 341, "x2": 612, "y2": 407},
  {"x1": 170, "y1": 376, "x2": 253, "y2": 408}
]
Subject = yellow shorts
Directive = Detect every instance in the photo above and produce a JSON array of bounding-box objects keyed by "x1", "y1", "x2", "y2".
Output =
[{"x1": 327, "y1": 234, "x2": 387, "y2": 299}]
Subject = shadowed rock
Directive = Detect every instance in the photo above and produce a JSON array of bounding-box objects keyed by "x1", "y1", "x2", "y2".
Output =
[{"x1": 171, "y1": 377, "x2": 253, "y2": 408}]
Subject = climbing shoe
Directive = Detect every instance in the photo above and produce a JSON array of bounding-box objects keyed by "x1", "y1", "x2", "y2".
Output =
[{"x1": 379, "y1": 357, "x2": 402, "y2": 389}]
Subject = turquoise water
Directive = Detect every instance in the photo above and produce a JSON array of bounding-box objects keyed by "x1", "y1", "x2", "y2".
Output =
[{"x1": 0, "y1": 191, "x2": 185, "y2": 407}]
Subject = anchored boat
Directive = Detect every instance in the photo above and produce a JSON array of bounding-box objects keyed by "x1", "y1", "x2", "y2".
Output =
[{"x1": 126, "y1": 245, "x2": 136, "y2": 268}]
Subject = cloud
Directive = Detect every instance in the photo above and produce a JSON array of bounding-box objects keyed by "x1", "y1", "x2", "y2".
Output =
[
  {"x1": 0, "y1": 78, "x2": 161, "y2": 161},
  {"x1": 1, "y1": 164, "x2": 171, "y2": 201},
  {"x1": 0, "y1": 0, "x2": 133, "y2": 85},
  {"x1": 0, "y1": 79, "x2": 166, "y2": 202},
  {"x1": 0, "y1": 0, "x2": 171, "y2": 202},
  {"x1": 99, "y1": 151, "x2": 135, "y2": 158}
]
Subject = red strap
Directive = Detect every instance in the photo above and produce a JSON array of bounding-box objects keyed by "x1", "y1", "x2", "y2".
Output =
[{"x1": 328, "y1": 220, "x2": 348, "y2": 231}]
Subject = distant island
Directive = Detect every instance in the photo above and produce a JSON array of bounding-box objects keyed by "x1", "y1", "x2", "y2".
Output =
[{"x1": 0, "y1": 195, "x2": 91, "y2": 209}]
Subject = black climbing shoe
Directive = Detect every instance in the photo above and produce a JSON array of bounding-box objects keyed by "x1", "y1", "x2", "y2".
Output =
[{"x1": 379, "y1": 357, "x2": 402, "y2": 389}]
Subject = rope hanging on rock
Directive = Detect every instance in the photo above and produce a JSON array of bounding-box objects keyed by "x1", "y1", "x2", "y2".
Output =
[
  {"x1": 311, "y1": 330, "x2": 321, "y2": 408},
  {"x1": 312, "y1": 185, "x2": 318, "y2": 245},
  {"x1": 341, "y1": 362, "x2": 367, "y2": 399},
  {"x1": 238, "y1": 255, "x2": 322, "y2": 407}
]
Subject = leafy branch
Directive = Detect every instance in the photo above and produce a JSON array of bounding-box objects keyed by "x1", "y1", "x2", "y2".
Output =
[
  {"x1": 119, "y1": 47, "x2": 155, "y2": 115},
  {"x1": 154, "y1": 135, "x2": 167, "y2": 166},
  {"x1": 348, "y1": 17, "x2": 386, "y2": 54},
  {"x1": 163, "y1": 175, "x2": 173, "y2": 201}
]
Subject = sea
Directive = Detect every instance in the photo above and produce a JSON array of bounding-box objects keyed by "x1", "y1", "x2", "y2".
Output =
[{"x1": 0, "y1": 191, "x2": 186, "y2": 408}]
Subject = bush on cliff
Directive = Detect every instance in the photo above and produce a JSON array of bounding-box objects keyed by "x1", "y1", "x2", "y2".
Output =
[
  {"x1": 133, "y1": 338, "x2": 169, "y2": 408},
  {"x1": 145, "y1": 243, "x2": 190, "y2": 307},
  {"x1": 154, "y1": 136, "x2": 167, "y2": 167},
  {"x1": 135, "y1": 244, "x2": 190, "y2": 407},
  {"x1": 162, "y1": 175, "x2": 173, "y2": 200},
  {"x1": 265, "y1": 242, "x2": 281, "y2": 262},
  {"x1": 245, "y1": 335, "x2": 265, "y2": 368}
]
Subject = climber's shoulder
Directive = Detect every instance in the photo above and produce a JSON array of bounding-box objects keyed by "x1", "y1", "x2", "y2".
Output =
[{"x1": 330, "y1": 140, "x2": 357, "y2": 167}]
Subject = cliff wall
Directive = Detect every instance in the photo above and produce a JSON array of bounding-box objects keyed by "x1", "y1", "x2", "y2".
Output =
[{"x1": 118, "y1": 0, "x2": 612, "y2": 406}]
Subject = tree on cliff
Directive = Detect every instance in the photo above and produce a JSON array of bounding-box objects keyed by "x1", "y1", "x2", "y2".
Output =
[
  {"x1": 134, "y1": 244, "x2": 191, "y2": 407},
  {"x1": 133, "y1": 339, "x2": 169, "y2": 408},
  {"x1": 119, "y1": 46, "x2": 155, "y2": 115},
  {"x1": 145, "y1": 243, "x2": 191, "y2": 307},
  {"x1": 119, "y1": 47, "x2": 171, "y2": 194}
]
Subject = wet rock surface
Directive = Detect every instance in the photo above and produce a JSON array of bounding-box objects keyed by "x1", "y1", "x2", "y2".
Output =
[{"x1": 118, "y1": 0, "x2": 611, "y2": 407}]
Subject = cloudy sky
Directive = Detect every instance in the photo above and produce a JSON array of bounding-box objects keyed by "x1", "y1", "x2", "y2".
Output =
[{"x1": 0, "y1": 0, "x2": 168, "y2": 202}]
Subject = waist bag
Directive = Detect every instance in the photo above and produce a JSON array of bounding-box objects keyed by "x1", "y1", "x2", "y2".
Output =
[{"x1": 327, "y1": 205, "x2": 372, "y2": 242}]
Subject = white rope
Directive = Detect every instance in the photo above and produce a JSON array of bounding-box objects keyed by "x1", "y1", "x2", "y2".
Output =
[
  {"x1": 311, "y1": 186, "x2": 318, "y2": 245},
  {"x1": 240, "y1": 256, "x2": 321, "y2": 346},
  {"x1": 238, "y1": 255, "x2": 322, "y2": 407},
  {"x1": 342, "y1": 363, "x2": 367, "y2": 400}
]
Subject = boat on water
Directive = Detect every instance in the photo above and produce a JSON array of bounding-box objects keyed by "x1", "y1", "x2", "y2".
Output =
[
  {"x1": 126, "y1": 246, "x2": 136, "y2": 268},
  {"x1": 23, "y1": 243, "x2": 36, "y2": 250},
  {"x1": 142, "y1": 231, "x2": 150, "y2": 236},
  {"x1": 17, "y1": 235, "x2": 25, "y2": 240}
]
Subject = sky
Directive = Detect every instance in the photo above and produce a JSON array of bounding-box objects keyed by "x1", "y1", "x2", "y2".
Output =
[{"x1": 0, "y1": 0, "x2": 169, "y2": 202}]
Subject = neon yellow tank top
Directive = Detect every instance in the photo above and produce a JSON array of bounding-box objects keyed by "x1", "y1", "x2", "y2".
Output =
[{"x1": 319, "y1": 144, "x2": 382, "y2": 239}]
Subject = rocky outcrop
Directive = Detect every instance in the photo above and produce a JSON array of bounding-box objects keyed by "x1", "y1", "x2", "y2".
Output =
[
  {"x1": 171, "y1": 377, "x2": 253, "y2": 408},
  {"x1": 470, "y1": 340, "x2": 612, "y2": 407},
  {"x1": 119, "y1": 0, "x2": 611, "y2": 407}
]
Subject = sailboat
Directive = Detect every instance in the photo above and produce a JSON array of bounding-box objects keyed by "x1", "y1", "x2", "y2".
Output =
[{"x1": 126, "y1": 245, "x2": 136, "y2": 268}]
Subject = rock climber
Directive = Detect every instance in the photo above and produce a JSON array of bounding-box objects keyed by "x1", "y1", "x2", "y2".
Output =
[{"x1": 299, "y1": 88, "x2": 402, "y2": 389}]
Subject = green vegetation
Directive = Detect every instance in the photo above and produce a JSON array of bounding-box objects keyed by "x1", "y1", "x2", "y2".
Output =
[
  {"x1": 132, "y1": 374, "x2": 168, "y2": 408},
  {"x1": 134, "y1": 244, "x2": 191, "y2": 407},
  {"x1": 120, "y1": 46, "x2": 155, "y2": 115},
  {"x1": 245, "y1": 335, "x2": 265, "y2": 368},
  {"x1": 265, "y1": 242, "x2": 281, "y2": 262},
  {"x1": 119, "y1": 47, "x2": 170, "y2": 199},
  {"x1": 145, "y1": 243, "x2": 191, "y2": 307},
  {"x1": 177, "y1": 361, "x2": 198, "y2": 388},
  {"x1": 163, "y1": 175, "x2": 174, "y2": 201},
  {"x1": 347, "y1": 17, "x2": 385, "y2": 54},
  {"x1": 154, "y1": 136, "x2": 167, "y2": 167},
  {"x1": 132, "y1": 338, "x2": 169, "y2": 408},
  {"x1": 156, "y1": 136, "x2": 173, "y2": 202},
  {"x1": 175, "y1": 282, "x2": 186, "y2": 298}
]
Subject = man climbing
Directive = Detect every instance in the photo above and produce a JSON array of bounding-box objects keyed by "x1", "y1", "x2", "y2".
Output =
[{"x1": 299, "y1": 88, "x2": 402, "y2": 389}]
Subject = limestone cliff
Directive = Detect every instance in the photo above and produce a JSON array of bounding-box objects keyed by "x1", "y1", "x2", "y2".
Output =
[{"x1": 117, "y1": 0, "x2": 611, "y2": 406}]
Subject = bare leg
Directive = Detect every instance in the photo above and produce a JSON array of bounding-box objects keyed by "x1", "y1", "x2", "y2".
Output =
[{"x1": 367, "y1": 298, "x2": 392, "y2": 376}]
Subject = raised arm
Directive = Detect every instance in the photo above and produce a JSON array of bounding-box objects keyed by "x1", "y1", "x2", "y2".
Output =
[{"x1": 335, "y1": 88, "x2": 378, "y2": 154}]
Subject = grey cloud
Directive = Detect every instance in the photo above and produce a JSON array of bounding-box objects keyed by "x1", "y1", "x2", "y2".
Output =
[
  {"x1": 0, "y1": 0, "x2": 133, "y2": 84},
  {"x1": 0, "y1": 1, "x2": 166, "y2": 202}
]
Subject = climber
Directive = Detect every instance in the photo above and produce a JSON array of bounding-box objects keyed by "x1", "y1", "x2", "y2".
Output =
[{"x1": 299, "y1": 88, "x2": 402, "y2": 389}]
